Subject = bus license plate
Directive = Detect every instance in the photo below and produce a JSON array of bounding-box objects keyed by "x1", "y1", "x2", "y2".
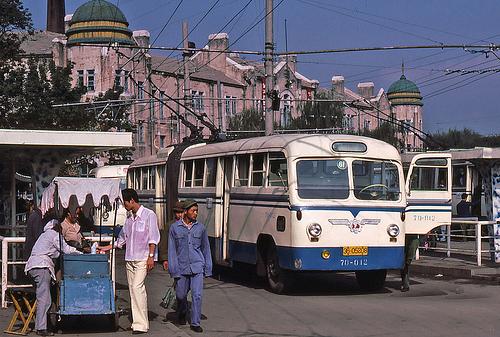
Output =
[{"x1": 342, "y1": 246, "x2": 368, "y2": 256}]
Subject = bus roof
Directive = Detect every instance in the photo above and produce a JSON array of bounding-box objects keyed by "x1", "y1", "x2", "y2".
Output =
[
  {"x1": 182, "y1": 134, "x2": 400, "y2": 160},
  {"x1": 89, "y1": 165, "x2": 129, "y2": 178}
]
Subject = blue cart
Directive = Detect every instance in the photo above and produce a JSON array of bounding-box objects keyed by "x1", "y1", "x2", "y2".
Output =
[{"x1": 42, "y1": 177, "x2": 122, "y2": 331}]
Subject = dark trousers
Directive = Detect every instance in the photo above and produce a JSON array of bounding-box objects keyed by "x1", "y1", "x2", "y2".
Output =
[{"x1": 176, "y1": 273, "x2": 204, "y2": 327}]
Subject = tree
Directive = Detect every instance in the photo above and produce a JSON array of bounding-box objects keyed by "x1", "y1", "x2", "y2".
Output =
[
  {"x1": 0, "y1": 59, "x2": 89, "y2": 130},
  {"x1": 227, "y1": 108, "x2": 264, "y2": 138},
  {"x1": 0, "y1": 0, "x2": 33, "y2": 62},
  {"x1": 428, "y1": 128, "x2": 500, "y2": 150},
  {"x1": 362, "y1": 122, "x2": 405, "y2": 151},
  {"x1": 288, "y1": 91, "x2": 343, "y2": 130}
]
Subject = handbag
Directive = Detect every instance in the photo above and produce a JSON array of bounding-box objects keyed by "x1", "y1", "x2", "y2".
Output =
[{"x1": 160, "y1": 280, "x2": 177, "y2": 310}]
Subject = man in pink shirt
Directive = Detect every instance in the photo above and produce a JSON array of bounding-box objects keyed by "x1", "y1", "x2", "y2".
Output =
[{"x1": 100, "y1": 188, "x2": 160, "y2": 334}]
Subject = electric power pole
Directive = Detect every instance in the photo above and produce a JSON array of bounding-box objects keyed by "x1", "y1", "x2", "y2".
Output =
[
  {"x1": 182, "y1": 21, "x2": 191, "y2": 140},
  {"x1": 264, "y1": 0, "x2": 274, "y2": 135}
]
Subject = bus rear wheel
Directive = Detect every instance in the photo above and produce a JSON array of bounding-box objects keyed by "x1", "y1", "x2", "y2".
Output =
[
  {"x1": 265, "y1": 245, "x2": 290, "y2": 294},
  {"x1": 355, "y1": 269, "x2": 387, "y2": 291}
]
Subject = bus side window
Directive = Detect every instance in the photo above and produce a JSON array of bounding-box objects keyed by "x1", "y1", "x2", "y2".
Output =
[
  {"x1": 183, "y1": 160, "x2": 193, "y2": 187},
  {"x1": 268, "y1": 152, "x2": 287, "y2": 187},
  {"x1": 205, "y1": 158, "x2": 216, "y2": 187},
  {"x1": 142, "y1": 167, "x2": 148, "y2": 189},
  {"x1": 193, "y1": 159, "x2": 204, "y2": 187},
  {"x1": 235, "y1": 155, "x2": 250, "y2": 187},
  {"x1": 410, "y1": 167, "x2": 448, "y2": 191},
  {"x1": 251, "y1": 153, "x2": 266, "y2": 187},
  {"x1": 452, "y1": 165, "x2": 467, "y2": 190}
]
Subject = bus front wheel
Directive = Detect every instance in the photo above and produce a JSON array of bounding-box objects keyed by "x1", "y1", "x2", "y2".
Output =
[
  {"x1": 266, "y1": 245, "x2": 290, "y2": 294},
  {"x1": 355, "y1": 269, "x2": 387, "y2": 291}
]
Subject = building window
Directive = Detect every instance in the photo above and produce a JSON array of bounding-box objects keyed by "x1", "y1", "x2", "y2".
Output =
[
  {"x1": 192, "y1": 90, "x2": 204, "y2": 112},
  {"x1": 77, "y1": 70, "x2": 84, "y2": 87},
  {"x1": 160, "y1": 135, "x2": 165, "y2": 148},
  {"x1": 138, "y1": 81, "x2": 144, "y2": 100},
  {"x1": 123, "y1": 71, "x2": 129, "y2": 92},
  {"x1": 137, "y1": 123, "x2": 144, "y2": 143},
  {"x1": 114, "y1": 70, "x2": 121, "y2": 89},
  {"x1": 281, "y1": 94, "x2": 291, "y2": 127},
  {"x1": 363, "y1": 119, "x2": 371, "y2": 130},
  {"x1": 225, "y1": 96, "x2": 237, "y2": 120},
  {"x1": 159, "y1": 91, "x2": 164, "y2": 119},
  {"x1": 86, "y1": 69, "x2": 95, "y2": 91},
  {"x1": 150, "y1": 90, "x2": 156, "y2": 115}
]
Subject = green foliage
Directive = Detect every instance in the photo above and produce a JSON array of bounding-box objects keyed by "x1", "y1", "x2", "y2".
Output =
[
  {"x1": 228, "y1": 108, "x2": 264, "y2": 134},
  {"x1": 0, "y1": 0, "x2": 33, "y2": 62},
  {"x1": 428, "y1": 128, "x2": 500, "y2": 150},
  {"x1": 0, "y1": 59, "x2": 91, "y2": 130},
  {"x1": 362, "y1": 122, "x2": 405, "y2": 151},
  {"x1": 288, "y1": 91, "x2": 343, "y2": 130}
]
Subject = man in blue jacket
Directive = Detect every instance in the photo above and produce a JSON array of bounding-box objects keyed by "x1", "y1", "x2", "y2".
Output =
[{"x1": 168, "y1": 200, "x2": 212, "y2": 333}]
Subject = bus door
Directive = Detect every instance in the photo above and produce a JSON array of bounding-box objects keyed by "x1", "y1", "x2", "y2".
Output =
[
  {"x1": 214, "y1": 156, "x2": 233, "y2": 265},
  {"x1": 405, "y1": 153, "x2": 452, "y2": 234}
]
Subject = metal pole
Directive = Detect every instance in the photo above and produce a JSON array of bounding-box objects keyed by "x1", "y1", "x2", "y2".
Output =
[
  {"x1": 11, "y1": 160, "x2": 16, "y2": 228},
  {"x1": 476, "y1": 222, "x2": 482, "y2": 266},
  {"x1": 183, "y1": 21, "x2": 191, "y2": 139},
  {"x1": 2, "y1": 239, "x2": 7, "y2": 308},
  {"x1": 447, "y1": 224, "x2": 451, "y2": 258},
  {"x1": 264, "y1": 0, "x2": 274, "y2": 135}
]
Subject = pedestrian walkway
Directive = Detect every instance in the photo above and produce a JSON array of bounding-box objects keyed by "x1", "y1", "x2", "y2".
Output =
[{"x1": 412, "y1": 240, "x2": 500, "y2": 282}]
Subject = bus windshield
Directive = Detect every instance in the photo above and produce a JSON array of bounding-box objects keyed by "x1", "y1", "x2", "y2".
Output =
[
  {"x1": 353, "y1": 160, "x2": 400, "y2": 201},
  {"x1": 297, "y1": 159, "x2": 349, "y2": 199}
]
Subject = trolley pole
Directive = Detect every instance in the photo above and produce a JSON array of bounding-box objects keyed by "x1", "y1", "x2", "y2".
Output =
[
  {"x1": 182, "y1": 21, "x2": 191, "y2": 140},
  {"x1": 264, "y1": 0, "x2": 274, "y2": 136}
]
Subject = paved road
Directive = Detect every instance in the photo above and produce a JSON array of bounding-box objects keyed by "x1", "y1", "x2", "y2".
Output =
[{"x1": 3, "y1": 252, "x2": 500, "y2": 337}]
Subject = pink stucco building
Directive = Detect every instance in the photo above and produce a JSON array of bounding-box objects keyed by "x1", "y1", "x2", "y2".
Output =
[{"x1": 22, "y1": 0, "x2": 424, "y2": 159}]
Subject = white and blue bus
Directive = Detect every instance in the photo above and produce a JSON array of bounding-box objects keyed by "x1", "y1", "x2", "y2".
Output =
[{"x1": 129, "y1": 134, "x2": 451, "y2": 293}]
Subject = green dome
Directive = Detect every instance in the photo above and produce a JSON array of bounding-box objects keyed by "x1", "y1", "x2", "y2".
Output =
[
  {"x1": 70, "y1": 0, "x2": 128, "y2": 24},
  {"x1": 387, "y1": 74, "x2": 423, "y2": 106},
  {"x1": 66, "y1": 0, "x2": 134, "y2": 46}
]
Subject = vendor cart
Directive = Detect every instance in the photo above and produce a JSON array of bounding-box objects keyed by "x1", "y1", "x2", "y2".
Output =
[{"x1": 40, "y1": 177, "x2": 122, "y2": 331}]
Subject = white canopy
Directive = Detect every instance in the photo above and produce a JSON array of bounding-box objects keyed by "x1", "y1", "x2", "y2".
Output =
[{"x1": 41, "y1": 177, "x2": 122, "y2": 215}]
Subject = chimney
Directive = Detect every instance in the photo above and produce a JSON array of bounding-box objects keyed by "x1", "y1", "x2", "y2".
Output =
[
  {"x1": 64, "y1": 14, "x2": 72, "y2": 33},
  {"x1": 332, "y1": 76, "x2": 345, "y2": 96},
  {"x1": 206, "y1": 33, "x2": 229, "y2": 70},
  {"x1": 357, "y1": 82, "x2": 374, "y2": 98},
  {"x1": 47, "y1": 0, "x2": 65, "y2": 34},
  {"x1": 52, "y1": 38, "x2": 66, "y2": 67},
  {"x1": 133, "y1": 30, "x2": 150, "y2": 48}
]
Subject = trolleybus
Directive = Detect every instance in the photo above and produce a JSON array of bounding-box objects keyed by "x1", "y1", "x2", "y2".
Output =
[{"x1": 128, "y1": 134, "x2": 451, "y2": 293}]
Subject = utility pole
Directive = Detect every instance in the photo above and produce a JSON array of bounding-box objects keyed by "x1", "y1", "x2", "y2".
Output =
[
  {"x1": 264, "y1": 0, "x2": 274, "y2": 135},
  {"x1": 182, "y1": 21, "x2": 191, "y2": 140}
]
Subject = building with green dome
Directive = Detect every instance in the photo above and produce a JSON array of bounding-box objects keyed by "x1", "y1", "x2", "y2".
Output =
[
  {"x1": 66, "y1": 0, "x2": 134, "y2": 46},
  {"x1": 387, "y1": 73, "x2": 423, "y2": 149},
  {"x1": 387, "y1": 74, "x2": 423, "y2": 107}
]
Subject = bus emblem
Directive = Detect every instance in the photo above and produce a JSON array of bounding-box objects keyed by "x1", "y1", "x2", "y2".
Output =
[{"x1": 328, "y1": 218, "x2": 381, "y2": 234}]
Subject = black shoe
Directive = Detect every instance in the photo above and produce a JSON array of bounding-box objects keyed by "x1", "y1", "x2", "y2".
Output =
[
  {"x1": 190, "y1": 325, "x2": 203, "y2": 333},
  {"x1": 400, "y1": 285, "x2": 410, "y2": 292},
  {"x1": 36, "y1": 330, "x2": 54, "y2": 336},
  {"x1": 132, "y1": 330, "x2": 147, "y2": 334},
  {"x1": 178, "y1": 314, "x2": 187, "y2": 325}
]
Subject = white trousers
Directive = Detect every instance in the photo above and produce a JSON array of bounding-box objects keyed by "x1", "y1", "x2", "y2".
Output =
[{"x1": 126, "y1": 260, "x2": 149, "y2": 332}]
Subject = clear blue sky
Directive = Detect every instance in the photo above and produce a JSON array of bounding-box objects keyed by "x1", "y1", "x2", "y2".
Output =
[{"x1": 23, "y1": 0, "x2": 500, "y2": 135}]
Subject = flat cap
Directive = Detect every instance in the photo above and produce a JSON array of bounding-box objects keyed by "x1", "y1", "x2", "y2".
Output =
[
  {"x1": 183, "y1": 199, "x2": 198, "y2": 210},
  {"x1": 173, "y1": 201, "x2": 185, "y2": 212}
]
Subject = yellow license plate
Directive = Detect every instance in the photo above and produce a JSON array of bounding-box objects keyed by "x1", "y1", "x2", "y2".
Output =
[{"x1": 342, "y1": 246, "x2": 368, "y2": 256}]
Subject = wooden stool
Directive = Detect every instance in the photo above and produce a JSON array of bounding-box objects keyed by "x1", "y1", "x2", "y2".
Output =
[{"x1": 4, "y1": 288, "x2": 37, "y2": 336}]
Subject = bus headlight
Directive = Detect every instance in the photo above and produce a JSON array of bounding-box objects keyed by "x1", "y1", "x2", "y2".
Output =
[
  {"x1": 387, "y1": 224, "x2": 400, "y2": 237},
  {"x1": 308, "y1": 223, "x2": 322, "y2": 238}
]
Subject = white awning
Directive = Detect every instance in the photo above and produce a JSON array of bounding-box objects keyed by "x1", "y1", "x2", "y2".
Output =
[{"x1": 41, "y1": 177, "x2": 122, "y2": 215}]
